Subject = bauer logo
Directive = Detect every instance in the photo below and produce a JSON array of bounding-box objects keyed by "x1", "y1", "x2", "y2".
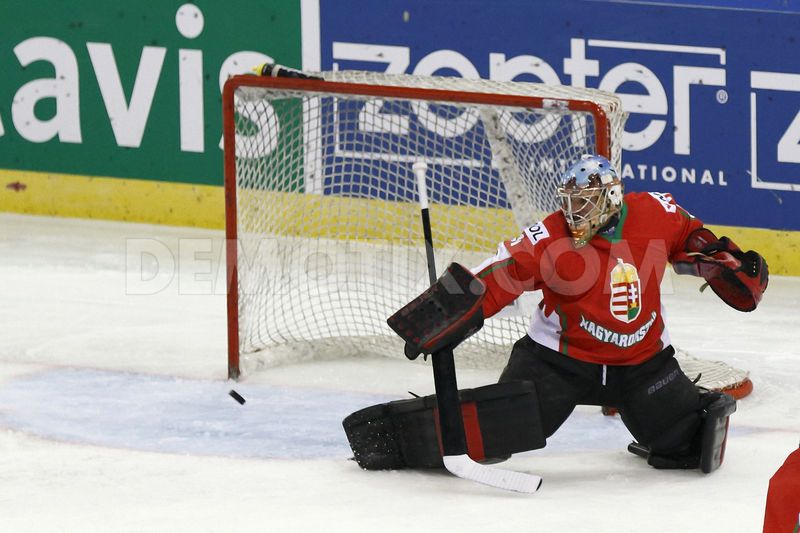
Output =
[
  {"x1": 647, "y1": 368, "x2": 681, "y2": 395},
  {"x1": 609, "y1": 260, "x2": 641, "y2": 323}
]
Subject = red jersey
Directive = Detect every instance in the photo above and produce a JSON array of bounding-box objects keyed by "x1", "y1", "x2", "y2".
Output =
[{"x1": 473, "y1": 192, "x2": 703, "y2": 366}]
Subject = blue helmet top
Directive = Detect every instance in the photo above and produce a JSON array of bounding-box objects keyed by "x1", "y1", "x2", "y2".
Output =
[{"x1": 559, "y1": 154, "x2": 618, "y2": 189}]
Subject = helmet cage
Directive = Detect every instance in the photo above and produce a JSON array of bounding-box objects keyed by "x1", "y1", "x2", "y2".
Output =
[
  {"x1": 557, "y1": 155, "x2": 623, "y2": 246},
  {"x1": 558, "y1": 183, "x2": 613, "y2": 245}
]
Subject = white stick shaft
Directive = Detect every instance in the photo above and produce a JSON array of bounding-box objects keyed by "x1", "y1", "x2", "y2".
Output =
[{"x1": 412, "y1": 161, "x2": 429, "y2": 209}]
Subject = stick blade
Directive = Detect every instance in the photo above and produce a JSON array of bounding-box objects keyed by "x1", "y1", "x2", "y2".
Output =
[{"x1": 443, "y1": 454, "x2": 542, "y2": 494}]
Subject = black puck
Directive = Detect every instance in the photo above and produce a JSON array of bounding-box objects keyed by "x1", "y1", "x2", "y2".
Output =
[{"x1": 229, "y1": 390, "x2": 246, "y2": 405}]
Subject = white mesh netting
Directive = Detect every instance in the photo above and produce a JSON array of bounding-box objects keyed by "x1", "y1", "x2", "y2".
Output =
[{"x1": 226, "y1": 70, "x2": 750, "y2": 395}]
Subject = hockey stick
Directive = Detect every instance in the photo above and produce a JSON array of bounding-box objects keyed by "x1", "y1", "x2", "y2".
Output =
[{"x1": 412, "y1": 161, "x2": 542, "y2": 493}]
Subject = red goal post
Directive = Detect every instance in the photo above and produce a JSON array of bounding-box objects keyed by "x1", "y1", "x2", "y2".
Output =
[{"x1": 221, "y1": 69, "x2": 751, "y2": 401}]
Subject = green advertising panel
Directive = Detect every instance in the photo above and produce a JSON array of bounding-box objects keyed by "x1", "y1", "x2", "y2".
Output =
[{"x1": 0, "y1": 0, "x2": 301, "y2": 186}]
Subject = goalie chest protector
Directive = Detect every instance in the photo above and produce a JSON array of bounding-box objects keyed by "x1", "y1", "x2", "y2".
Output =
[{"x1": 342, "y1": 381, "x2": 544, "y2": 470}]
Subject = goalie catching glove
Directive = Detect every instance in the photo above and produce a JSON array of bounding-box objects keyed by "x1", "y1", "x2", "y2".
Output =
[
  {"x1": 672, "y1": 228, "x2": 768, "y2": 312},
  {"x1": 387, "y1": 263, "x2": 486, "y2": 360}
]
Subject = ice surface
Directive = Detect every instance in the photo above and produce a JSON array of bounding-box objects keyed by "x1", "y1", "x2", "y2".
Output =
[{"x1": 0, "y1": 213, "x2": 797, "y2": 532}]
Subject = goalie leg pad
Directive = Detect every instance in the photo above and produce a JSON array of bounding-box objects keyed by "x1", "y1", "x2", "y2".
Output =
[
  {"x1": 698, "y1": 391, "x2": 736, "y2": 473},
  {"x1": 628, "y1": 391, "x2": 736, "y2": 472},
  {"x1": 341, "y1": 403, "x2": 406, "y2": 470},
  {"x1": 342, "y1": 381, "x2": 545, "y2": 470}
]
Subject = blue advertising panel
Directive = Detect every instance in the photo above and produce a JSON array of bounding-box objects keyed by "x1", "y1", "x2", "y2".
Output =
[
  {"x1": 317, "y1": 96, "x2": 590, "y2": 212},
  {"x1": 316, "y1": 0, "x2": 800, "y2": 231}
]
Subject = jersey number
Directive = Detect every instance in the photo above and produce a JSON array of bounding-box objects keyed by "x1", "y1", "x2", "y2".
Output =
[
  {"x1": 648, "y1": 192, "x2": 677, "y2": 214},
  {"x1": 524, "y1": 222, "x2": 549, "y2": 245}
]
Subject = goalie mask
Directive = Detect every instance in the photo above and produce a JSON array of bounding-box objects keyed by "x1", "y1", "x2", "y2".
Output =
[{"x1": 557, "y1": 154, "x2": 623, "y2": 247}]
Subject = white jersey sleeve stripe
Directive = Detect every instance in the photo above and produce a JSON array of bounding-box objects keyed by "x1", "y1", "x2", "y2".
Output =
[{"x1": 471, "y1": 241, "x2": 512, "y2": 275}]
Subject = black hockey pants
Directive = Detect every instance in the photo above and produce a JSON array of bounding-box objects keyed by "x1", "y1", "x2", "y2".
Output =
[{"x1": 499, "y1": 336, "x2": 704, "y2": 455}]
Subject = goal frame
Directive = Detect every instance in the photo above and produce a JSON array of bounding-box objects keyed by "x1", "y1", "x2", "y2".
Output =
[{"x1": 222, "y1": 74, "x2": 609, "y2": 380}]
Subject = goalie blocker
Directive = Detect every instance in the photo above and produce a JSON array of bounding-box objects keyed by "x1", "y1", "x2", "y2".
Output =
[{"x1": 387, "y1": 262, "x2": 486, "y2": 360}]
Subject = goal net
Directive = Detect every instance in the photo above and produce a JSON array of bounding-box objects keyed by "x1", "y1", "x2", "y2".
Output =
[{"x1": 222, "y1": 68, "x2": 751, "y2": 399}]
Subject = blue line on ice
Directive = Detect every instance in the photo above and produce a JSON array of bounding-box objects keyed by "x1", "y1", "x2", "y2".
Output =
[{"x1": 0, "y1": 367, "x2": 394, "y2": 459}]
